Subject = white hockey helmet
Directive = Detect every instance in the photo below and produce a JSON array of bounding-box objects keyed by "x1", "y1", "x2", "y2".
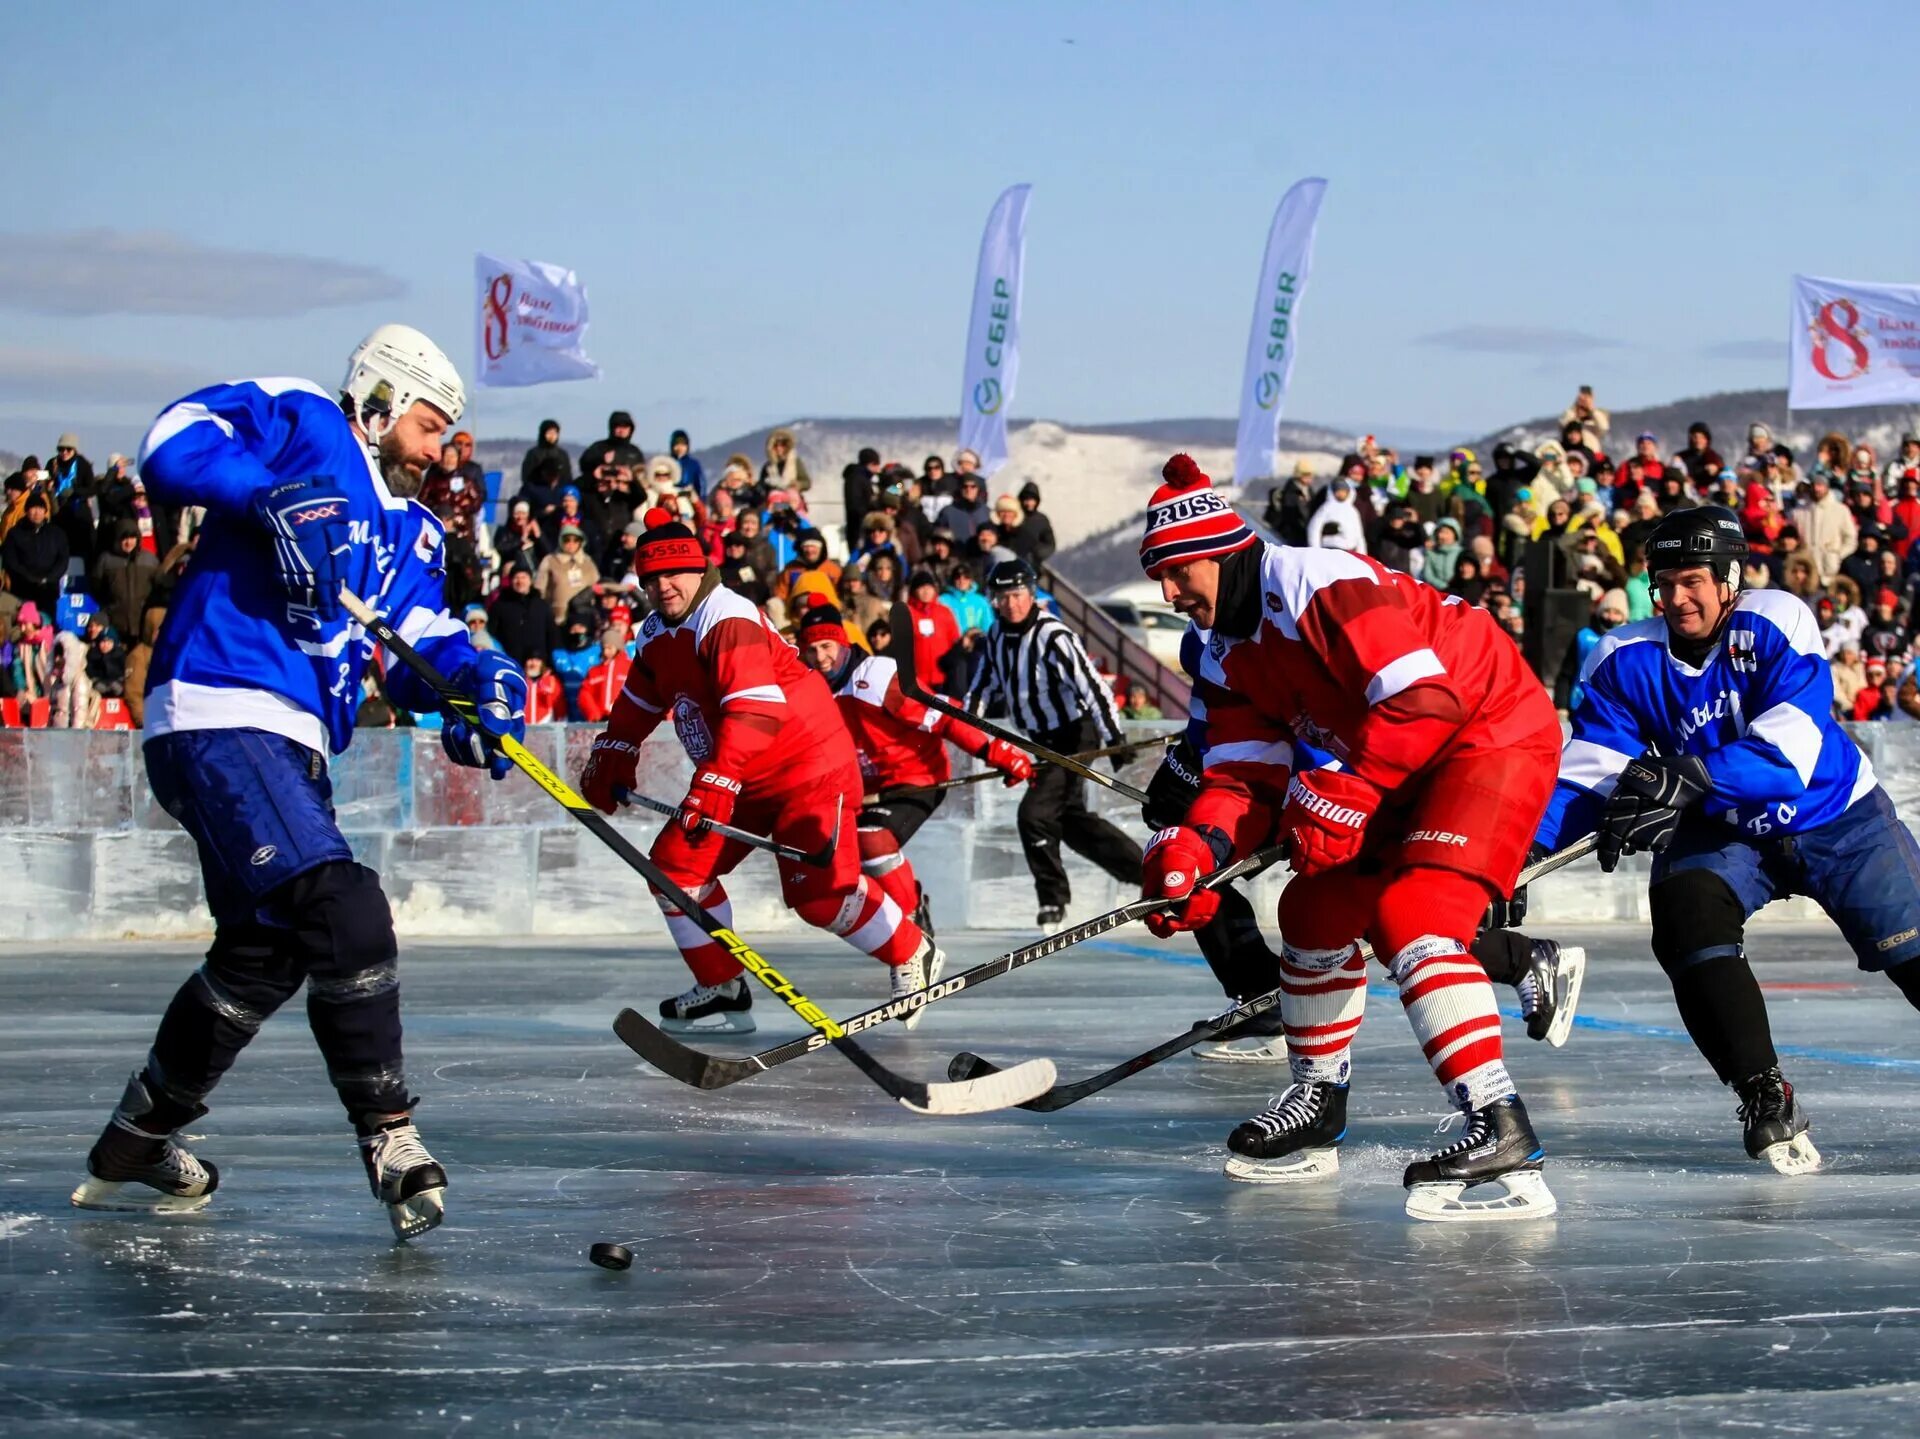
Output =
[{"x1": 340, "y1": 324, "x2": 466, "y2": 443}]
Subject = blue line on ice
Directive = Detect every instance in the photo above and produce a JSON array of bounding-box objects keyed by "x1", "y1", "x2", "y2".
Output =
[{"x1": 1086, "y1": 938, "x2": 1920, "y2": 1073}]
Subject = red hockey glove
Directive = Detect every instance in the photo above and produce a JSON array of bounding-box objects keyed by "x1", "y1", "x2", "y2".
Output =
[
  {"x1": 983, "y1": 738, "x2": 1034, "y2": 787},
  {"x1": 1141, "y1": 826, "x2": 1223, "y2": 939},
  {"x1": 580, "y1": 736, "x2": 640, "y2": 816},
  {"x1": 1280, "y1": 769, "x2": 1382, "y2": 877},
  {"x1": 678, "y1": 769, "x2": 743, "y2": 843}
]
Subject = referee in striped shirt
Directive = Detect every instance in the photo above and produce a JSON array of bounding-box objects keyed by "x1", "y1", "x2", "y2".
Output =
[{"x1": 965, "y1": 559, "x2": 1143, "y2": 925}]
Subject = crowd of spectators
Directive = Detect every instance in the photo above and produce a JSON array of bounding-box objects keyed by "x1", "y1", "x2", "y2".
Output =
[
  {"x1": 1259, "y1": 386, "x2": 1920, "y2": 724},
  {"x1": 10, "y1": 383, "x2": 1918, "y2": 733}
]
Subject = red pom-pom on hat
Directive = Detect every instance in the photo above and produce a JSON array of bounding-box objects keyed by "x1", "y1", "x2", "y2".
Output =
[
  {"x1": 1161, "y1": 453, "x2": 1209, "y2": 491},
  {"x1": 642, "y1": 506, "x2": 675, "y2": 530}
]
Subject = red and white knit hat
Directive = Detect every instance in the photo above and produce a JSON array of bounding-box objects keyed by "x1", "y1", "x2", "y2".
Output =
[{"x1": 1138, "y1": 454, "x2": 1258, "y2": 578}]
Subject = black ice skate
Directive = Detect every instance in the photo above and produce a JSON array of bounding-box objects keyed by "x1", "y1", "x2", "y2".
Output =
[
  {"x1": 1223, "y1": 1081, "x2": 1347, "y2": 1183},
  {"x1": 1516, "y1": 941, "x2": 1587, "y2": 1048},
  {"x1": 889, "y1": 938, "x2": 947, "y2": 1032},
  {"x1": 1403, "y1": 1095, "x2": 1557, "y2": 1222},
  {"x1": 357, "y1": 1116, "x2": 447, "y2": 1241},
  {"x1": 659, "y1": 976, "x2": 755, "y2": 1035},
  {"x1": 1195, "y1": 1004, "x2": 1290, "y2": 1065},
  {"x1": 1036, "y1": 905, "x2": 1066, "y2": 927},
  {"x1": 911, "y1": 884, "x2": 936, "y2": 941},
  {"x1": 70, "y1": 1072, "x2": 219, "y2": 1215},
  {"x1": 1734, "y1": 1068, "x2": 1820, "y2": 1175}
]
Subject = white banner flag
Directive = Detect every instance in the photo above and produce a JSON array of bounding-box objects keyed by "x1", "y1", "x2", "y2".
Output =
[
  {"x1": 1789, "y1": 274, "x2": 1920, "y2": 411},
  {"x1": 474, "y1": 252, "x2": 600, "y2": 389},
  {"x1": 1234, "y1": 178, "x2": 1328, "y2": 485},
  {"x1": 958, "y1": 184, "x2": 1031, "y2": 475}
]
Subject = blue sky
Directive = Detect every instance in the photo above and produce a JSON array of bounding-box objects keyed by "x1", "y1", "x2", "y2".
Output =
[{"x1": 3, "y1": 1, "x2": 1914, "y2": 458}]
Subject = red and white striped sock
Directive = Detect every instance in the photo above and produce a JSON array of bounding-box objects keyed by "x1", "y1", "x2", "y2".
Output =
[
  {"x1": 657, "y1": 881, "x2": 740, "y2": 986},
  {"x1": 861, "y1": 849, "x2": 922, "y2": 919},
  {"x1": 797, "y1": 877, "x2": 924, "y2": 968},
  {"x1": 1386, "y1": 935, "x2": 1513, "y2": 1110},
  {"x1": 1279, "y1": 942, "x2": 1368, "y2": 1086}
]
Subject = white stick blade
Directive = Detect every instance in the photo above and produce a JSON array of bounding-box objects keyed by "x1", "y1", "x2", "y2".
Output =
[{"x1": 899, "y1": 1058, "x2": 1057, "y2": 1116}]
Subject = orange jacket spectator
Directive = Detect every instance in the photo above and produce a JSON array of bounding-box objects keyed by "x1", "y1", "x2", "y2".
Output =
[{"x1": 578, "y1": 645, "x2": 632, "y2": 723}]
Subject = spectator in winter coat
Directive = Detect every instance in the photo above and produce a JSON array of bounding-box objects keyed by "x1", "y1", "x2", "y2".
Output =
[
  {"x1": 1422, "y1": 519, "x2": 1463, "y2": 590},
  {"x1": 669, "y1": 430, "x2": 705, "y2": 500},
  {"x1": 579, "y1": 410, "x2": 645, "y2": 485},
  {"x1": 1262, "y1": 462, "x2": 1317, "y2": 545},
  {"x1": 1484, "y1": 445, "x2": 1539, "y2": 519},
  {"x1": 850, "y1": 510, "x2": 904, "y2": 572},
  {"x1": 904, "y1": 570, "x2": 962, "y2": 692},
  {"x1": 1792, "y1": 473, "x2": 1858, "y2": 586},
  {"x1": 936, "y1": 471, "x2": 991, "y2": 546},
  {"x1": 1306, "y1": 477, "x2": 1366, "y2": 554},
  {"x1": 1831, "y1": 643, "x2": 1868, "y2": 717},
  {"x1": 86, "y1": 625, "x2": 126, "y2": 699},
  {"x1": 1369, "y1": 503, "x2": 1427, "y2": 577},
  {"x1": 1011, "y1": 481, "x2": 1056, "y2": 566},
  {"x1": 1679, "y1": 423, "x2": 1724, "y2": 487},
  {"x1": 1863, "y1": 589, "x2": 1906, "y2": 661},
  {"x1": 1, "y1": 491, "x2": 68, "y2": 612},
  {"x1": 1892, "y1": 474, "x2": 1920, "y2": 560},
  {"x1": 544, "y1": 485, "x2": 599, "y2": 553},
  {"x1": 517, "y1": 451, "x2": 571, "y2": 536},
  {"x1": 463, "y1": 604, "x2": 502, "y2": 653},
  {"x1": 1446, "y1": 556, "x2": 1489, "y2": 607},
  {"x1": 940, "y1": 567, "x2": 994, "y2": 640},
  {"x1": 775, "y1": 527, "x2": 842, "y2": 605},
  {"x1": 523, "y1": 654, "x2": 567, "y2": 724},
  {"x1": 419, "y1": 442, "x2": 485, "y2": 541},
  {"x1": 123, "y1": 608, "x2": 164, "y2": 726},
  {"x1": 521, "y1": 419, "x2": 567, "y2": 492},
  {"x1": 837, "y1": 566, "x2": 889, "y2": 636},
  {"x1": 1856, "y1": 658, "x2": 1893, "y2": 721},
  {"x1": 578, "y1": 623, "x2": 633, "y2": 723},
  {"x1": 760, "y1": 428, "x2": 812, "y2": 506},
  {"x1": 47, "y1": 628, "x2": 97, "y2": 728},
  {"x1": 495, "y1": 497, "x2": 551, "y2": 577},
  {"x1": 490, "y1": 564, "x2": 559, "y2": 665},
  {"x1": 90, "y1": 522, "x2": 160, "y2": 639},
  {"x1": 864, "y1": 551, "x2": 901, "y2": 602},
  {"x1": 718, "y1": 530, "x2": 772, "y2": 607},
  {"x1": 535, "y1": 525, "x2": 600, "y2": 623},
  {"x1": 550, "y1": 617, "x2": 599, "y2": 720},
  {"x1": 968, "y1": 522, "x2": 1018, "y2": 581},
  {"x1": 732, "y1": 509, "x2": 778, "y2": 584},
  {"x1": 842, "y1": 446, "x2": 883, "y2": 547},
  {"x1": 1559, "y1": 386, "x2": 1610, "y2": 447}
]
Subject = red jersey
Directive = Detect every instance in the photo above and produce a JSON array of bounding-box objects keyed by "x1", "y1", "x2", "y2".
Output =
[
  {"x1": 611, "y1": 582, "x2": 852, "y2": 784},
  {"x1": 827, "y1": 653, "x2": 990, "y2": 789},
  {"x1": 1186, "y1": 544, "x2": 1557, "y2": 853}
]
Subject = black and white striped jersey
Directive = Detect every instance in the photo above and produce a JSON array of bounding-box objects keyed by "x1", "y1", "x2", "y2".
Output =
[{"x1": 963, "y1": 614, "x2": 1125, "y2": 744}]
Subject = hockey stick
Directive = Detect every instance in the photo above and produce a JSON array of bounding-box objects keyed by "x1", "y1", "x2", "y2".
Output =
[
  {"x1": 948, "y1": 832, "x2": 1600, "y2": 1111},
  {"x1": 866, "y1": 733, "x2": 1177, "y2": 804},
  {"x1": 613, "y1": 844, "x2": 1286, "y2": 1090},
  {"x1": 888, "y1": 602, "x2": 1153, "y2": 805},
  {"x1": 614, "y1": 786, "x2": 842, "y2": 868},
  {"x1": 338, "y1": 587, "x2": 1055, "y2": 1117}
]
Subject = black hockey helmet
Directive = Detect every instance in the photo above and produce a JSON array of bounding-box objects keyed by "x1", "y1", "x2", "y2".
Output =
[
  {"x1": 986, "y1": 558, "x2": 1038, "y2": 595},
  {"x1": 1645, "y1": 504, "x2": 1747, "y2": 590}
]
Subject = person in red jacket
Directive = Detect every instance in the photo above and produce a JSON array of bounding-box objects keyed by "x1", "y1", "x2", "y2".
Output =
[
  {"x1": 796, "y1": 600, "x2": 1031, "y2": 943},
  {"x1": 522, "y1": 655, "x2": 567, "y2": 723},
  {"x1": 903, "y1": 570, "x2": 961, "y2": 691},
  {"x1": 580, "y1": 510, "x2": 939, "y2": 1034},
  {"x1": 576, "y1": 616, "x2": 633, "y2": 723},
  {"x1": 1137, "y1": 454, "x2": 1563, "y2": 1222}
]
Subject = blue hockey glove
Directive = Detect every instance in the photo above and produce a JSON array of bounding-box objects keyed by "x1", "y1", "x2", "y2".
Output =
[
  {"x1": 442, "y1": 651, "x2": 529, "y2": 781},
  {"x1": 250, "y1": 478, "x2": 354, "y2": 622}
]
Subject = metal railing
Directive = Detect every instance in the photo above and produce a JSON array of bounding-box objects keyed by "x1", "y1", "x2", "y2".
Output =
[{"x1": 1039, "y1": 563, "x2": 1192, "y2": 720}]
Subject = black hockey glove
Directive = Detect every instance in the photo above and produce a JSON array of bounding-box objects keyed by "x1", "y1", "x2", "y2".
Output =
[
  {"x1": 1141, "y1": 737, "x2": 1203, "y2": 831},
  {"x1": 1484, "y1": 842, "x2": 1548, "y2": 931},
  {"x1": 1597, "y1": 752, "x2": 1711, "y2": 873}
]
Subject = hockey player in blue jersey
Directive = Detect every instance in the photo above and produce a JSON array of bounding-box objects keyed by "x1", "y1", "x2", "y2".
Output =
[
  {"x1": 1538, "y1": 504, "x2": 1920, "y2": 1174},
  {"x1": 70, "y1": 325, "x2": 529, "y2": 1240}
]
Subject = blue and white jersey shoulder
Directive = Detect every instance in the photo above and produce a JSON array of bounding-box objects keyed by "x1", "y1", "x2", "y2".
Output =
[
  {"x1": 1540, "y1": 589, "x2": 1875, "y2": 847},
  {"x1": 140, "y1": 377, "x2": 474, "y2": 756}
]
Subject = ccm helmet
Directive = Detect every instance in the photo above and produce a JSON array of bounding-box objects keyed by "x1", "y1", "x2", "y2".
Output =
[
  {"x1": 1645, "y1": 503, "x2": 1747, "y2": 592},
  {"x1": 340, "y1": 324, "x2": 465, "y2": 460}
]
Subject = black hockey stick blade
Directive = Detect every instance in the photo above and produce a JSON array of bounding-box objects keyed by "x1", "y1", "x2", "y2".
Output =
[
  {"x1": 887, "y1": 602, "x2": 1152, "y2": 805},
  {"x1": 948, "y1": 834, "x2": 1596, "y2": 1111},
  {"x1": 337, "y1": 587, "x2": 1047, "y2": 1116}
]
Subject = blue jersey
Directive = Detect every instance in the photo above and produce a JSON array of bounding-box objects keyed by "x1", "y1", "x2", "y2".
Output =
[
  {"x1": 139, "y1": 377, "x2": 478, "y2": 756},
  {"x1": 1539, "y1": 589, "x2": 1875, "y2": 848}
]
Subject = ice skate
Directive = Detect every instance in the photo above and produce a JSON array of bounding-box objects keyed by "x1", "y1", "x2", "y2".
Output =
[
  {"x1": 1223, "y1": 1082, "x2": 1347, "y2": 1183},
  {"x1": 659, "y1": 976, "x2": 756, "y2": 1034},
  {"x1": 911, "y1": 884, "x2": 935, "y2": 942},
  {"x1": 1403, "y1": 1095, "x2": 1557, "y2": 1222},
  {"x1": 70, "y1": 1072, "x2": 219, "y2": 1215},
  {"x1": 1517, "y1": 941, "x2": 1586, "y2": 1047},
  {"x1": 890, "y1": 938, "x2": 946, "y2": 1031},
  {"x1": 358, "y1": 1116, "x2": 447, "y2": 1241},
  {"x1": 1036, "y1": 904, "x2": 1066, "y2": 928},
  {"x1": 1194, "y1": 1006, "x2": 1289, "y2": 1064},
  {"x1": 1734, "y1": 1068, "x2": 1820, "y2": 1175}
]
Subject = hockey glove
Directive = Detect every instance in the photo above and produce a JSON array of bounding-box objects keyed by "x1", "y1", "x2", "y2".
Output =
[
  {"x1": 983, "y1": 738, "x2": 1034, "y2": 787},
  {"x1": 1142, "y1": 824, "x2": 1230, "y2": 938},
  {"x1": 581, "y1": 735, "x2": 641, "y2": 815},
  {"x1": 1280, "y1": 768, "x2": 1382, "y2": 877},
  {"x1": 441, "y1": 651, "x2": 529, "y2": 781},
  {"x1": 1485, "y1": 842, "x2": 1548, "y2": 930},
  {"x1": 678, "y1": 769, "x2": 743, "y2": 843},
  {"x1": 250, "y1": 477, "x2": 354, "y2": 623},
  {"x1": 1597, "y1": 752, "x2": 1710, "y2": 872}
]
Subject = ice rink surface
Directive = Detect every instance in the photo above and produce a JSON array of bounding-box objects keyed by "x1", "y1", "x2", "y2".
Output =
[{"x1": 6, "y1": 922, "x2": 1920, "y2": 1437}]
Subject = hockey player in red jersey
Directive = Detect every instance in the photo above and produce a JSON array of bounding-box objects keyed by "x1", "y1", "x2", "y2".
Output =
[
  {"x1": 1137, "y1": 455, "x2": 1563, "y2": 1221},
  {"x1": 580, "y1": 510, "x2": 940, "y2": 1034},
  {"x1": 796, "y1": 599, "x2": 1032, "y2": 955}
]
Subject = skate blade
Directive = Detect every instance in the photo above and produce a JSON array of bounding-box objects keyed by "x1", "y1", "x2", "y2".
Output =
[
  {"x1": 1546, "y1": 947, "x2": 1587, "y2": 1049},
  {"x1": 1761, "y1": 1133, "x2": 1822, "y2": 1175},
  {"x1": 1194, "y1": 1038, "x2": 1290, "y2": 1064},
  {"x1": 1405, "y1": 1168, "x2": 1557, "y2": 1223},
  {"x1": 387, "y1": 1185, "x2": 446, "y2": 1242},
  {"x1": 1223, "y1": 1147, "x2": 1340, "y2": 1185},
  {"x1": 658, "y1": 1011, "x2": 757, "y2": 1036},
  {"x1": 70, "y1": 1177, "x2": 211, "y2": 1215},
  {"x1": 900, "y1": 950, "x2": 947, "y2": 1033}
]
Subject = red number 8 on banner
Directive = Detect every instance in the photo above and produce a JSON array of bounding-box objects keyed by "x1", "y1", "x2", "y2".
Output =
[{"x1": 482, "y1": 273, "x2": 513, "y2": 362}]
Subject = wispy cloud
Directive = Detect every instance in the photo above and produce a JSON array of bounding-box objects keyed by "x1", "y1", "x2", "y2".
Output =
[
  {"x1": 0, "y1": 345, "x2": 206, "y2": 404},
  {"x1": 1415, "y1": 325, "x2": 1626, "y2": 358},
  {"x1": 1700, "y1": 338, "x2": 1784, "y2": 362},
  {"x1": 0, "y1": 230, "x2": 407, "y2": 318}
]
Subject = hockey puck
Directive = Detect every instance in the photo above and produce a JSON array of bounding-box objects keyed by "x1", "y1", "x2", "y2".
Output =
[{"x1": 589, "y1": 1242, "x2": 633, "y2": 1271}]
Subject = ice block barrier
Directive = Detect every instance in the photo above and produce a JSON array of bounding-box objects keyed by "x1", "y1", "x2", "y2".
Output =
[{"x1": 0, "y1": 723, "x2": 1901, "y2": 939}]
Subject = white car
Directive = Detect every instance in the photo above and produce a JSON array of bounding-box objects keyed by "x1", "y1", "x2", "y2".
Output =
[{"x1": 1095, "y1": 581, "x2": 1189, "y2": 668}]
